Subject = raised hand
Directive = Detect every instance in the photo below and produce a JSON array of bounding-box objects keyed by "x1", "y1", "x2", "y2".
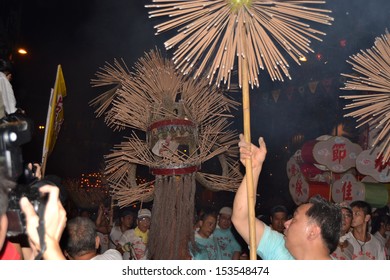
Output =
[{"x1": 238, "y1": 134, "x2": 267, "y2": 170}]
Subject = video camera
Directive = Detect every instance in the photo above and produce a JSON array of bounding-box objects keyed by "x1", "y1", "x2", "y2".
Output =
[{"x1": 0, "y1": 114, "x2": 47, "y2": 237}]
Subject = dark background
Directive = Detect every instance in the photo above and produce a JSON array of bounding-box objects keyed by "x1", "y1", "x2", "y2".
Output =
[{"x1": 1, "y1": 0, "x2": 389, "y2": 214}]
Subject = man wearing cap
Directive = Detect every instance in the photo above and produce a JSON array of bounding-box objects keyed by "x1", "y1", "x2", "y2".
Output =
[
  {"x1": 213, "y1": 207, "x2": 242, "y2": 260},
  {"x1": 118, "y1": 208, "x2": 151, "y2": 260},
  {"x1": 331, "y1": 202, "x2": 354, "y2": 260}
]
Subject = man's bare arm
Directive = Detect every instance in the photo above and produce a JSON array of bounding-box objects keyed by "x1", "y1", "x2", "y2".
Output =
[{"x1": 232, "y1": 134, "x2": 267, "y2": 249}]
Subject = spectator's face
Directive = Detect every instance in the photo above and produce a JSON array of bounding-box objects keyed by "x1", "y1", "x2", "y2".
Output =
[
  {"x1": 341, "y1": 208, "x2": 352, "y2": 234},
  {"x1": 137, "y1": 217, "x2": 151, "y2": 232},
  {"x1": 80, "y1": 211, "x2": 90, "y2": 218},
  {"x1": 271, "y1": 212, "x2": 287, "y2": 233},
  {"x1": 218, "y1": 214, "x2": 232, "y2": 230},
  {"x1": 199, "y1": 215, "x2": 217, "y2": 238},
  {"x1": 385, "y1": 222, "x2": 390, "y2": 233},
  {"x1": 351, "y1": 207, "x2": 368, "y2": 228},
  {"x1": 121, "y1": 214, "x2": 134, "y2": 230}
]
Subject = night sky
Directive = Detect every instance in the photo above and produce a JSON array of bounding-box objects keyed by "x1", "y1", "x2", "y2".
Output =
[{"x1": 7, "y1": 0, "x2": 390, "y2": 212}]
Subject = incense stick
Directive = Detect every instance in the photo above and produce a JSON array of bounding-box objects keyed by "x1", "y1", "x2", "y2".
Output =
[
  {"x1": 146, "y1": 0, "x2": 333, "y2": 88},
  {"x1": 341, "y1": 30, "x2": 390, "y2": 164}
]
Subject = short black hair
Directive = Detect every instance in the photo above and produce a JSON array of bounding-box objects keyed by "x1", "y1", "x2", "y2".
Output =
[
  {"x1": 350, "y1": 200, "x2": 372, "y2": 216},
  {"x1": 199, "y1": 211, "x2": 217, "y2": 222},
  {"x1": 306, "y1": 195, "x2": 342, "y2": 254},
  {"x1": 371, "y1": 213, "x2": 390, "y2": 235},
  {"x1": 119, "y1": 207, "x2": 135, "y2": 218},
  {"x1": 0, "y1": 59, "x2": 13, "y2": 75},
  {"x1": 64, "y1": 217, "x2": 97, "y2": 258},
  {"x1": 270, "y1": 205, "x2": 288, "y2": 217}
]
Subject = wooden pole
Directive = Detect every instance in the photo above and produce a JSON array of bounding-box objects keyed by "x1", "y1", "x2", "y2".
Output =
[
  {"x1": 242, "y1": 37, "x2": 257, "y2": 260},
  {"x1": 41, "y1": 151, "x2": 48, "y2": 178}
]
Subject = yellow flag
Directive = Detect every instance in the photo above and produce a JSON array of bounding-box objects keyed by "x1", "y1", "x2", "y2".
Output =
[{"x1": 41, "y1": 65, "x2": 67, "y2": 175}]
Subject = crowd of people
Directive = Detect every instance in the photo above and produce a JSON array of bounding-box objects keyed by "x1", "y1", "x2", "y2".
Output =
[
  {"x1": 0, "y1": 58, "x2": 389, "y2": 260},
  {"x1": 233, "y1": 134, "x2": 389, "y2": 260},
  {"x1": 0, "y1": 133, "x2": 388, "y2": 260}
]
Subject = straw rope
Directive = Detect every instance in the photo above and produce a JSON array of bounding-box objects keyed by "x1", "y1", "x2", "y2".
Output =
[{"x1": 91, "y1": 48, "x2": 243, "y2": 200}]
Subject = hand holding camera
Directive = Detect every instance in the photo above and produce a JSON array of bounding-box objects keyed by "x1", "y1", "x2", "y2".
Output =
[{"x1": 19, "y1": 185, "x2": 66, "y2": 260}]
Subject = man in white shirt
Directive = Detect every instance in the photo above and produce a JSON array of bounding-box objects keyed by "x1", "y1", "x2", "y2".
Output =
[
  {"x1": 109, "y1": 208, "x2": 135, "y2": 250},
  {"x1": 347, "y1": 200, "x2": 386, "y2": 260},
  {"x1": 0, "y1": 59, "x2": 17, "y2": 118},
  {"x1": 118, "y1": 209, "x2": 151, "y2": 260}
]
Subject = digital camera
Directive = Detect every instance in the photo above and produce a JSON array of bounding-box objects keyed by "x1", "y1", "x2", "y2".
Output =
[{"x1": 0, "y1": 114, "x2": 45, "y2": 237}]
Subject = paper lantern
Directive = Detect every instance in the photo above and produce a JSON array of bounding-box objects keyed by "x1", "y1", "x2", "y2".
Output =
[
  {"x1": 289, "y1": 174, "x2": 330, "y2": 205},
  {"x1": 286, "y1": 157, "x2": 301, "y2": 179},
  {"x1": 332, "y1": 173, "x2": 390, "y2": 208},
  {"x1": 305, "y1": 136, "x2": 362, "y2": 173},
  {"x1": 356, "y1": 147, "x2": 390, "y2": 183}
]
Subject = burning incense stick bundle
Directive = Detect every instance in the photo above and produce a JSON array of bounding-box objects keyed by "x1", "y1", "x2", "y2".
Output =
[
  {"x1": 341, "y1": 30, "x2": 390, "y2": 164},
  {"x1": 146, "y1": 0, "x2": 333, "y2": 88}
]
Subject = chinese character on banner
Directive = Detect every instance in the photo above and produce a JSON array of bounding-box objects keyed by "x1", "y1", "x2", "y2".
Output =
[
  {"x1": 374, "y1": 155, "x2": 390, "y2": 172},
  {"x1": 331, "y1": 174, "x2": 365, "y2": 203},
  {"x1": 289, "y1": 174, "x2": 310, "y2": 205},
  {"x1": 286, "y1": 157, "x2": 300, "y2": 179},
  {"x1": 296, "y1": 178, "x2": 303, "y2": 197},
  {"x1": 332, "y1": 143, "x2": 346, "y2": 163},
  {"x1": 341, "y1": 180, "x2": 353, "y2": 201}
]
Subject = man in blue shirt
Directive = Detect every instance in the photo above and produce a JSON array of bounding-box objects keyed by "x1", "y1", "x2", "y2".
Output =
[
  {"x1": 213, "y1": 207, "x2": 242, "y2": 259},
  {"x1": 232, "y1": 134, "x2": 342, "y2": 260}
]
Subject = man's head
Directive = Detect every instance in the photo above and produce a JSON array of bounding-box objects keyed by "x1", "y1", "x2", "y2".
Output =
[
  {"x1": 79, "y1": 209, "x2": 91, "y2": 218},
  {"x1": 218, "y1": 207, "x2": 233, "y2": 230},
  {"x1": 269, "y1": 205, "x2": 288, "y2": 233},
  {"x1": 119, "y1": 208, "x2": 135, "y2": 230},
  {"x1": 284, "y1": 195, "x2": 341, "y2": 257},
  {"x1": 338, "y1": 202, "x2": 352, "y2": 235},
  {"x1": 0, "y1": 59, "x2": 13, "y2": 81},
  {"x1": 0, "y1": 168, "x2": 16, "y2": 251},
  {"x1": 64, "y1": 217, "x2": 99, "y2": 259},
  {"x1": 371, "y1": 212, "x2": 390, "y2": 235},
  {"x1": 198, "y1": 212, "x2": 217, "y2": 238},
  {"x1": 137, "y1": 209, "x2": 151, "y2": 233},
  {"x1": 350, "y1": 200, "x2": 372, "y2": 230}
]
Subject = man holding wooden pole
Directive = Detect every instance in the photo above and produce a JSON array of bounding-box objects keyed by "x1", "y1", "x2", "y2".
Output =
[{"x1": 232, "y1": 134, "x2": 342, "y2": 260}]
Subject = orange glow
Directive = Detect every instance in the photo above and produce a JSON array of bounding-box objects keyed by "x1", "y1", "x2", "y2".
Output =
[{"x1": 17, "y1": 48, "x2": 28, "y2": 55}]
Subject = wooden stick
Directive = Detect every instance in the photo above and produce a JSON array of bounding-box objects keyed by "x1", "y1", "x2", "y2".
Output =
[{"x1": 241, "y1": 24, "x2": 257, "y2": 260}]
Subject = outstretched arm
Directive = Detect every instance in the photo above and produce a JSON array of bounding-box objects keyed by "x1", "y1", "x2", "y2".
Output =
[
  {"x1": 96, "y1": 203, "x2": 112, "y2": 234},
  {"x1": 232, "y1": 134, "x2": 267, "y2": 249}
]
